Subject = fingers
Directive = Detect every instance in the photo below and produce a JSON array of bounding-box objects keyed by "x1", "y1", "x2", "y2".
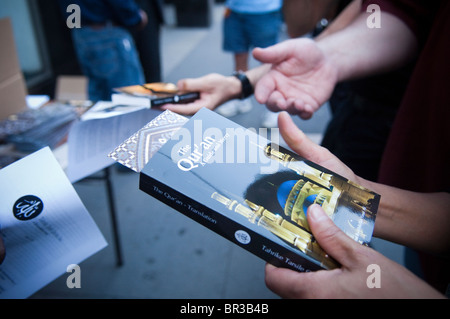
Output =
[
  {"x1": 159, "y1": 102, "x2": 202, "y2": 115},
  {"x1": 253, "y1": 70, "x2": 276, "y2": 106},
  {"x1": 265, "y1": 263, "x2": 339, "y2": 299},
  {"x1": 265, "y1": 91, "x2": 286, "y2": 112},
  {"x1": 177, "y1": 77, "x2": 204, "y2": 92},
  {"x1": 253, "y1": 41, "x2": 292, "y2": 65},
  {"x1": 277, "y1": 112, "x2": 326, "y2": 162},
  {"x1": 278, "y1": 113, "x2": 364, "y2": 266},
  {"x1": 307, "y1": 204, "x2": 362, "y2": 267},
  {"x1": 256, "y1": 85, "x2": 314, "y2": 118},
  {"x1": 265, "y1": 263, "x2": 309, "y2": 298}
]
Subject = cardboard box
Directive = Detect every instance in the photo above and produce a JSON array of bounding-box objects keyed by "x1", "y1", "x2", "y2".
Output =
[
  {"x1": 0, "y1": 18, "x2": 28, "y2": 120},
  {"x1": 137, "y1": 109, "x2": 380, "y2": 272},
  {"x1": 55, "y1": 75, "x2": 88, "y2": 101}
]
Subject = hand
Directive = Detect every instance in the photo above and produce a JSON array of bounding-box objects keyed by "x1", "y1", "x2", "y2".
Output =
[
  {"x1": 278, "y1": 111, "x2": 357, "y2": 182},
  {"x1": 160, "y1": 73, "x2": 241, "y2": 115},
  {"x1": 269, "y1": 113, "x2": 444, "y2": 298},
  {"x1": 137, "y1": 9, "x2": 148, "y2": 30},
  {"x1": 265, "y1": 204, "x2": 445, "y2": 299},
  {"x1": 253, "y1": 38, "x2": 338, "y2": 119}
]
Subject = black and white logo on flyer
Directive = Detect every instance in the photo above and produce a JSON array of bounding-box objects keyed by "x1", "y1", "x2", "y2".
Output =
[{"x1": 13, "y1": 195, "x2": 44, "y2": 221}]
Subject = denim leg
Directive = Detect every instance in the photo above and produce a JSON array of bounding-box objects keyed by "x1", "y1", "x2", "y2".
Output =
[{"x1": 71, "y1": 26, "x2": 144, "y2": 101}]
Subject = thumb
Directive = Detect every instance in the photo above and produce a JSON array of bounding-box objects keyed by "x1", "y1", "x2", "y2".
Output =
[
  {"x1": 177, "y1": 78, "x2": 197, "y2": 92},
  {"x1": 307, "y1": 204, "x2": 362, "y2": 268},
  {"x1": 252, "y1": 42, "x2": 291, "y2": 65},
  {"x1": 278, "y1": 112, "x2": 330, "y2": 164}
]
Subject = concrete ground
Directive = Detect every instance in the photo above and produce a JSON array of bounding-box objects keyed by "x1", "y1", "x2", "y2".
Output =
[{"x1": 30, "y1": 3, "x2": 405, "y2": 299}]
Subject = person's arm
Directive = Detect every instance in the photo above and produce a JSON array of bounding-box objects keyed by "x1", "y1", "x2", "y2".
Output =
[
  {"x1": 315, "y1": 0, "x2": 362, "y2": 40},
  {"x1": 253, "y1": 9, "x2": 418, "y2": 118},
  {"x1": 161, "y1": 0, "x2": 361, "y2": 116},
  {"x1": 161, "y1": 64, "x2": 272, "y2": 115},
  {"x1": 283, "y1": 0, "x2": 340, "y2": 38},
  {"x1": 317, "y1": 12, "x2": 418, "y2": 82},
  {"x1": 265, "y1": 112, "x2": 447, "y2": 299},
  {"x1": 278, "y1": 111, "x2": 450, "y2": 254},
  {"x1": 361, "y1": 180, "x2": 450, "y2": 255}
]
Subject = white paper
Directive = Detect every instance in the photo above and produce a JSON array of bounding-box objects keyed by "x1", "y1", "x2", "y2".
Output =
[
  {"x1": 111, "y1": 93, "x2": 151, "y2": 108},
  {"x1": 26, "y1": 95, "x2": 50, "y2": 109},
  {"x1": 81, "y1": 101, "x2": 147, "y2": 121},
  {"x1": 67, "y1": 108, "x2": 162, "y2": 183},
  {"x1": 0, "y1": 147, "x2": 107, "y2": 299}
]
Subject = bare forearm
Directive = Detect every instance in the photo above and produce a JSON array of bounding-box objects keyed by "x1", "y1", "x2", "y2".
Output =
[
  {"x1": 315, "y1": 0, "x2": 361, "y2": 41},
  {"x1": 213, "y1": 64, "x2": 272, "y2": 103},
  {"x1": 246, "y1": 63, "x2": 271, "y2": 89},
  {"x1": 316, "y1": 12, "x2": 418, "y2": 82},
  {"x1": 358, "y1": 178, "x2": 450, "y2": 254}
]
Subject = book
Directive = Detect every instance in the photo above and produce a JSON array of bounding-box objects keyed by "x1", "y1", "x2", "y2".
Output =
[
  {"x1": 118, "y1": 108, "x2": 380, "y2": 272},
  {"x1": 113, "y1": 82, "x2": 199, "y2": 108},
  {"x1": 108, "y1": 110, "x2": 188, "y2": 173}
]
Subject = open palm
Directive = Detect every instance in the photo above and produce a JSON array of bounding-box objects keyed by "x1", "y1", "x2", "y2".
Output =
[{"x1": 253, "y1": 38, "x2": 338, "y2": 119}]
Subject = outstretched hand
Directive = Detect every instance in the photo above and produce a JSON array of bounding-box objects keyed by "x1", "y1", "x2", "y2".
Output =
[{"x1": 253, "y1": 38, "x2": 338, "y2": 119}]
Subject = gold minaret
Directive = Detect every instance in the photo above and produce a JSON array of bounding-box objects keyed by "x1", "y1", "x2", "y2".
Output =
[{"x1": 211, "y1": 192, "x2": 338, "y2": 270}]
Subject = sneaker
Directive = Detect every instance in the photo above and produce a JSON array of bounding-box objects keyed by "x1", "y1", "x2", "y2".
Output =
[
  {"x1": 261, "y1": 110, "x2": 279, "y2": 128},
  {"x1": 215, "y1": 100, "x2": 238, "y2": 117},
  {"x1": 236, "y1": 98, "x2": 253, "y2": 113}
]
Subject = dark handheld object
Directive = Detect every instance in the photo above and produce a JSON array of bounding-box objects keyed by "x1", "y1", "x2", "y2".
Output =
[{"x1": 150, "y1": 92, "x2": 200, "y2": 108}]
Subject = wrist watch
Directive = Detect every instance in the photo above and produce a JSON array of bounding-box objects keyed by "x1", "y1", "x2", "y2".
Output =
[{"x1": 233, "y1": 71, "x2": 254, "y2": 100}]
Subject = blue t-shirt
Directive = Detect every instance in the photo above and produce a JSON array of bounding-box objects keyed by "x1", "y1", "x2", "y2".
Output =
[{"x1": 225, "y1": 0, "x2": 283, "y2": 14}]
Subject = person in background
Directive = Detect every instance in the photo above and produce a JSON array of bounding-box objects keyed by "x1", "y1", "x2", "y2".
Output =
[
  {"x1": 131, "y1": 0, "x2": 165, "y2": 83},
  {"x1": 58, "y1": 0, "x2": 148, "y2": 102},
  {"x1": 215, "y1": 0, "x2": 283, "y2": 124},
  {"x1": 163, "y1": 1, "x2": 354, "y2": 128},
  {"x1": 162, "y1": 0, "x2": 411, "y2": 182}
]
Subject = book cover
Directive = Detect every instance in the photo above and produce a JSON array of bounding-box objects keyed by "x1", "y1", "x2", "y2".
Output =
[
  {"x1": 138, "y1": 108, "x2": 380, "y2": 272},
  {"x1": 108, "y1": 110, "x2": 188, "y2": 172},
  {"x1": 113, "y1": 82, "x2": 199, "y2": 108}
]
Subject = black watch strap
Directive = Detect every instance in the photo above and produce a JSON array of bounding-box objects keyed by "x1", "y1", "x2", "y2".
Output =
[{"x1": 233, "y1": 71, "x2": 254, "y2": 99}]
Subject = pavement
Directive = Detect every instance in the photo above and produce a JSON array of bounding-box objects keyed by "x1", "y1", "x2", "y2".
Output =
[{"x1": 30, "y1": 3, "x2": 405, "y2": 299}]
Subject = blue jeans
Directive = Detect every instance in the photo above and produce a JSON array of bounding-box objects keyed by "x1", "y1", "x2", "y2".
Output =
[
  {"x1": 71, "y1": 25, "x2": 144, "y2": 101},
  {"x1": 223, "y1": 10, "x2": 282, "y2": 53}
]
